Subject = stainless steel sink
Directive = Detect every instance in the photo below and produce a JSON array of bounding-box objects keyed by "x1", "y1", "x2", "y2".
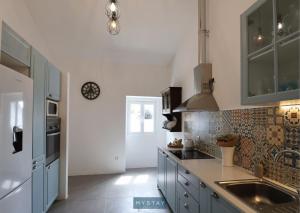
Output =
[{"x1": 215, "y1": 179, "x2": 299, "y2": 213}]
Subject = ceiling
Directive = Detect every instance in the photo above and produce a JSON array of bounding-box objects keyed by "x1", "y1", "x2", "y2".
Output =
[{"x1": 24, "y1": 0, "x2": 197, "y2": 65}]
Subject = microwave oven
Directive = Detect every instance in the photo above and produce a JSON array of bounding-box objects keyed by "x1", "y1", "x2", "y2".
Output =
[{"x1": 47, "y1": 100, "x2": 58, "y2": 117}]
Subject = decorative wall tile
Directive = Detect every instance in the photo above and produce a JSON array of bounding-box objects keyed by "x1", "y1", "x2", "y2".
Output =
[
  {"x1": 267, "y1": 144, "x2": 280, "y2": 159},
  {"x1": 267, "y1": 117, "x2": 275, "y2": 125},
  {"x1": 285, "y1": 127, "x2": 300, "y2": 150},
  {"x1": 267, "y1": 108, "x2": 274, "y2": 115},
  {"x1": 253, "y1": 125, "x2": 267, "y2": 143},
  {"x1": 252, "y1": 108, "x2": 267, "y2": 126},
  {"x1": 267, "y1": 125, "x2": 284, "y2": 146},
  {"x1": 253, "y1": 140, "x2": 269, "y2": 164},
  {"x1": 240, "y1": 138, "x2": 254, "y2": 170},
  {"x1": 284, "y1": 107, "x2": 300, "y2": 127},
  {"x1": 186, "y1": 105, "x2": 300, "y2": 189}
]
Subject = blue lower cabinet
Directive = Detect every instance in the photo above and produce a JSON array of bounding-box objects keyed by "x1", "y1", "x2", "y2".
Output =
[
  {"x1": 209, "y1": 190, "x2": 240, "y2": 213},
  {"x1": 157, "y1": 150, "x2": 241, "y2": 213},
  {"x1": 199, "y1": 182, "x2": 210, "y2": 213},
  {"x1": 201, "y1": 186, "x2": 241, "y2": 213},
  {"x1": 32, "y1": 160, "x2": 45, "y2": 213},
  {"x1": 166, "y1": 156, "x2": 177, "y2": 212},
  {"x1": 45, "y1": 159, "x2": 59, "y2": 211},
  {"x1": 158, "y1": 150, "x2": 167, "y2": 196},
  {"x1": 177, "y1": 182, "x2": 200, "y2": 213}
]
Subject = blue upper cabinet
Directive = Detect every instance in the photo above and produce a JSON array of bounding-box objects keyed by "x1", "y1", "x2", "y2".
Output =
[
  {"x1": 47, "y1": 63, "x2": 61, "y2": 101},
  {"x1": 1, "y1": 22, "x2": 31, "y2": 66},
  {"x1": 241, "y1": 0, "x2": 300, "y2": 105},
  {"x1": 31, "y1": 48, "x2": 47, "y2": 160}
]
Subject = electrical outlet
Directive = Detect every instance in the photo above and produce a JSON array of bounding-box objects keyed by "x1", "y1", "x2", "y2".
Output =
[{"x1": 114, "y1": 156, "x2": 119, "y2": 160}]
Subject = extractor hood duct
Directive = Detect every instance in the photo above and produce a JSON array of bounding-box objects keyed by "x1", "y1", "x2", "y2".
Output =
[{"x1": 173, "y1": 0, "x2": 219, "y2": 112}]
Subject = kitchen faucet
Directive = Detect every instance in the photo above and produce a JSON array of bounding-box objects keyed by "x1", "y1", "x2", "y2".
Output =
[{"x1": 274, "y1": 149, "x2": 300, "y2": 203}]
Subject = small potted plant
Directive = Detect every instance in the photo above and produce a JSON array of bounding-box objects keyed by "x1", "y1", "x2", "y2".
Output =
[{"x1": 216, "y1": 134, "x2": 239, "y2": 167}]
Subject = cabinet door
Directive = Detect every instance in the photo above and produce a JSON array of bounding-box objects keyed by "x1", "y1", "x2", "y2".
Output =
[
  {"x1": 248, "y1": 49, "x2": 275, "y2": 97},
  {"x1": 46, "y1": 159, "x2": 59, "y2": 210},
  {"x1": 31, "y1": 48, "x2": 47, "y2": 160},
  {"x1": 277, "y1": 35, "x2": 300, "y2": 92},
  {"x1": 47, "y1": 63, "x2": 61, "y2": 101},
  {"x1": 276, "y1": 0, "x2": 299, "y2": 40},
  {"x1": 32, "y1": 161, "x2": 45, "y2": 213},
  {"x1": 177, "y1": 182, "x2": 199, "y2": 213},
  {"x1": 246, "y1": 0, "x2": 274, "y2": 55},
  {"x1": 166, "y1": 156, "x2": 177, "y2": 212},
  {"x1": 209, "y1": 191, "x2": 241, "y2": 213},
  {"x1": 1, "y1": 22, "x2": 31, "y2": 66},
  {"x1": 158, "y1": 150, "x2": 166, "y2": 195},
  {"x1": 199, "y1": 182, "x2": 210, "y2": 213}
]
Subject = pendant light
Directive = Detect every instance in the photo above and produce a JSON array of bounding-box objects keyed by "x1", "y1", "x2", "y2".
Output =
[
  {"x1": 106, "y1": 0, "x2": 120, "y2": 19},
  {"x1": 107, "y1": 12, "x2": 120, "y2": 35},
  {"x1": 106, "y1": 0, "x2": 120, "y2": 35},
  {"x1": 255, "y1": 10, "x2": 264, "y2": 44}
]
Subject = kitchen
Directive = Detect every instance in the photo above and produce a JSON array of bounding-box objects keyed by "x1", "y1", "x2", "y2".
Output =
[{"x1": 0, "y1": 0, "x2": 299, "y2": 213}]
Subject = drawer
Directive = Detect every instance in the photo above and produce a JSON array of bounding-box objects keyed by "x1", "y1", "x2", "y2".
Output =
[
  {"x1": 178, "y1": 164, "x2": 199, "y2": 187},
  {"x1": 177, "y1": 181, "x2": 199, "y2": 213},
  {"x1": 177, "y1": 173, "x2": 200, "y2": 202}
]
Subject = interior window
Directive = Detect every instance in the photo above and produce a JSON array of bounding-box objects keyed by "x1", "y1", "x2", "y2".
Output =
[{"x1": 128, "y1": 101, "x2": 155, "y2": 134}]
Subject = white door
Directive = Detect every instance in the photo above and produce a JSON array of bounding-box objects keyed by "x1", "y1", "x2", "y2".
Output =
[
  {"x1": 0, "y1": 65, "x2": 33, "y2": 199},
  {"x1": 125, "y1": 96, "x2": 165, "y2": 169}
]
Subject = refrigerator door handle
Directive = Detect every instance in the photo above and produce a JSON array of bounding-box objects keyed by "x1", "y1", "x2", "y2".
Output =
[{"x1": 12, "y1": 126, "x2": 23, "y2": 154}]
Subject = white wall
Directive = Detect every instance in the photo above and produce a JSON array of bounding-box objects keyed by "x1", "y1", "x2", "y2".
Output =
[
  {"x1": 170, "y1": 0, "x2": 257, "y2": 110},
  {"x1": 68, "y1": 59, "x2": 170, "y2": 176},
  {"x1": 125, "y1": 97, "x2": 166, "y2": 169}
]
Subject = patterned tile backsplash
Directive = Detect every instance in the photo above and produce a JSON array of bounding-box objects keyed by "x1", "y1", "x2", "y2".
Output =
[{"x1": 183, "y1": 105, "x2": 300, "y2": 188}]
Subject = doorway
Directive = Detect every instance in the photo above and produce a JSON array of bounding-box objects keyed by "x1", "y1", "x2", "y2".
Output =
[{"x1": 125, "y1": 96, "x2": 165, "y2": 169}]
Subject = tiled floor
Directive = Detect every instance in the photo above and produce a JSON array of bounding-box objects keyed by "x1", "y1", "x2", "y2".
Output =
[{"x1": 48, "y1": 168, "x2": 171, "y2": 213}]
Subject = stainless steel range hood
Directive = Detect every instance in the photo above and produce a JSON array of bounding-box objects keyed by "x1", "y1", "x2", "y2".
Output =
[{"x1": 173, "y1": 0, "x2": 219, "y2": 112}]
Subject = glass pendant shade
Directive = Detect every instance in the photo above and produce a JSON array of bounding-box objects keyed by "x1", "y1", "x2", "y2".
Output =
[
  {"x1": 107, "y1": 19, "x2": 120, "y2": 35},
  {"x1": 106, "y1": 0, "x2": 120, "y2": 19},
  {"x1": 254, "y1": 27, "x2": 264, "y2": 44}
]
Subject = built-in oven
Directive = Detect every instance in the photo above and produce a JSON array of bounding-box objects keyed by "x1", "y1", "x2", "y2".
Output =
[
  {"x1": 47, "y1": 100, "x2": 59, "y2": 117},
  {"x1": 46, "y1": 117, "x2": 61, "y2": 166}
]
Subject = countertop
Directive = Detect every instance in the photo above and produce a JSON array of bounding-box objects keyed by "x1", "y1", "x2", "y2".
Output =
[{"x1": 158, "y1": 146, "x2": 266, "y2": 213}]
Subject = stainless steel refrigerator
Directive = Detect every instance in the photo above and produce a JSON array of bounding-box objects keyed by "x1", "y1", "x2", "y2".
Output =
[{"x1": 0, "y1": 64, "x2": 33, "y2": 213}]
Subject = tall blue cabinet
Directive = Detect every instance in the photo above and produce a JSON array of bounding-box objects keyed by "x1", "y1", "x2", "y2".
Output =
[{"x1": 31, "y1": 48, "x2": 47, "y2": 213}]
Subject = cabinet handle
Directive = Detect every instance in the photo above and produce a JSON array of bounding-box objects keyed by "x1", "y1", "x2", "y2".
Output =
[
  {"x1": 33, "y1": 161, "x2": 37, "y2": 165},
  {"x1": 184, "y1": 203, "x2": 188, "y2": 209},
  {"x1": 185, "y1": 170, "x2": 190, "y2": 174},
  {"x1": 211, "y1": 192, "x2": 219, "y2": 199},
  {"x1": 33, "y1": 165, "x2": 36, "y2": 170},
  {"x1": 184, "y1": 192, "x2": 188, "y2": 198},
  {"x1": 184, "y1": 181, "x2": 189, "y2": 186},
  {"x1": 200, "y1": 182, "x2": 206, "y2": 188}
]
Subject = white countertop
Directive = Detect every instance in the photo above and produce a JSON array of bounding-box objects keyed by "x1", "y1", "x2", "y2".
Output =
[{"x1": 159, "y1": 146, "x2": 258, "y2": 213}]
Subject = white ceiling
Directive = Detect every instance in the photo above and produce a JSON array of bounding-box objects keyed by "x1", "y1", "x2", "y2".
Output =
[{"x1": 24, "y1": 0, "x2": 198, "y2": 65}]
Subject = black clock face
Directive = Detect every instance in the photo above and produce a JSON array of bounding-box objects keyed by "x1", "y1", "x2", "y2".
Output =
[{"x1": 81, "y1": 82, "x2": 100, "y2": 100}]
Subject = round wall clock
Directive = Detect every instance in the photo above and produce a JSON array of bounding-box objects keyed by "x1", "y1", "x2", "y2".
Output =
[{"x1": 81, "y1": 82, "x2": 101, "y2": 100}]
